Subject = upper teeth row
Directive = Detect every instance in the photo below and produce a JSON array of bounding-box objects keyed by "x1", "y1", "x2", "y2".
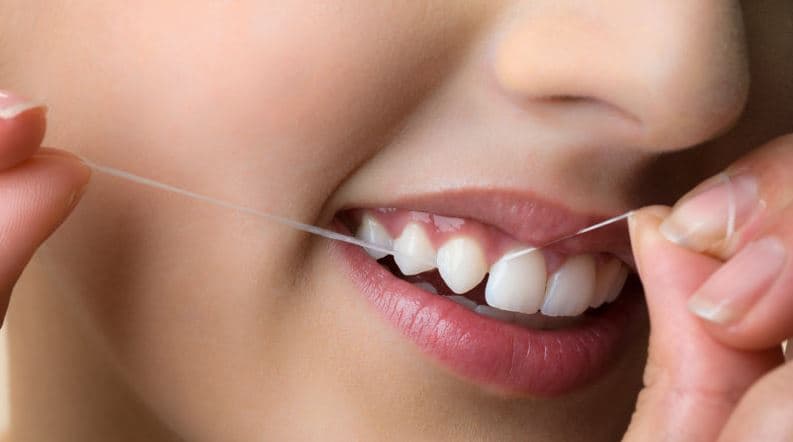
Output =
[{"x1": 356, "y1": 214, "x2": 629, "y2": 317}]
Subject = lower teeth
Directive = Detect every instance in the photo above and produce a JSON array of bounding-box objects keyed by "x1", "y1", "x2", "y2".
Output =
[
  {"x1": 412, "y1": 281, "x2": 439, "y2": 295},
  {"x1": 446, "y1": 295, "x2": 477, "y2": 310},
  {"x1": 400, "y1": 259, "x2": 591, "y2": 330},
  {"x1": 473, "y1": 304, "x2": 516, "y2": 321},
  {"x1": 414, "y1": 284, "x2": 583, "y2": 330}
]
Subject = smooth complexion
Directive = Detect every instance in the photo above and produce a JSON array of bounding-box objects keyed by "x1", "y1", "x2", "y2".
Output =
[{"x1": 0, "y1": 1, "x2": 792, "y2": 440}]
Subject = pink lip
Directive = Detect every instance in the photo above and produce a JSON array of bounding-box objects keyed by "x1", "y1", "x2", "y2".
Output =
[
  {"x1": 335, "y1": 242, "x2": 643, "y2": 396},
  {"x1": 332, "y1": 189, "x2": 641, "y2": 395}
]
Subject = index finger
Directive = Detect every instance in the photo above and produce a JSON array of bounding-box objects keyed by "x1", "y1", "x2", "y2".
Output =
[
  {"x1": 657, "y1": 134, "x2": 793, "y2": 350},
  {"x1": 659, "y1": 134, "x2": 793, "y2": 260},
  {"x1": 0, "y1": 90, "x2": 47, "y2": 169}
]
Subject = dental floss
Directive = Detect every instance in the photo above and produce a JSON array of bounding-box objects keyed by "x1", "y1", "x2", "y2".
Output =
[
  {"x1": 499, "y1": 212, "x2": 634, "y2": 263},
  {"x1": 76, "y1": 157, "x2": 658, "y2": 265},
  {"x1": 78, "y1": 157, "x2": 433, "y2": 266},
  {"x1": 723, "y1": 173, "x2": 737, "y2": 241},
  {"x1": 501, "y1": 173, "x2": 740, "y2": 262}
]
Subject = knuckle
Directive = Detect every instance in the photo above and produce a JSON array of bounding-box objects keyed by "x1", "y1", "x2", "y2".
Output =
[
  {"x1": 643, "y1": 355, "x2": 742, "y2": 414},
  {"x1": 669, "y1": 382, "x2": 744, "y2": 411}
]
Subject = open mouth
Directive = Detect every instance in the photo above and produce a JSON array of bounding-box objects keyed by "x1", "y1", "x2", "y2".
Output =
[
  {"x1": 332, "y1": 192, "x2": 644, "y2": 396},
  {"x1": 346, "y1": 208, "x2": 631, "y2": 322}
]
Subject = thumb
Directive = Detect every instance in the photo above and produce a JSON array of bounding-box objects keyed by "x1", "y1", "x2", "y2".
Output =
[
  {"x1": 0, "y1": 90, "x2": 91, "y2": 327},
  {"x1": 622, "y1": 207, "x2": 781, "y2": 442},
  {"x1": 0, "y1": 152, "x2": 91, "y2": 327}
]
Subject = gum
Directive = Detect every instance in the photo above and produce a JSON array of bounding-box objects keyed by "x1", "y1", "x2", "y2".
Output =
[{"x1": 348, "y1": 208, "x2": 616, "y2": 274}]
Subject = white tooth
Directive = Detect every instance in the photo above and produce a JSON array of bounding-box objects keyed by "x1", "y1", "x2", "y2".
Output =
[
  {"x1": 605, "y1": 265, "x2": 629, "y2": 303},
  {"x1": 447, "y1": 295, "x2": 477, "y2": 310},
  {"x1": 436, "y1": 237, "x2": 488, "y2": 294},
  {"x1": 485, "y1": 250, "x2": 547, "y2": 314},
  {"x1": 393, "y1": 223, "x2": 436, "y2": 275},
  {"x1": 541, "y1": 254, "x2": 597, "y2": 317},
  {"x1": 474, "y1": 305, "x2": 516, "y2": 322},
  {"x1": 412, "y1": 281, "x2": 438, "y2": 295},
  {"x1": 356, "y1": 214, "x2": 393, "y2": 260},
  {"x1": 591, "y1": 258, "x2": 623, "y2": 308}
]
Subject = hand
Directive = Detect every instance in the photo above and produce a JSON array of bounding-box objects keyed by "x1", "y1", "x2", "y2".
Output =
[
  {"x1": 0, "y1": 89, "x2": 91, "y2": 327},
  {"x1": 624, "y1": 135, "x2": 793, "y2": 441}
]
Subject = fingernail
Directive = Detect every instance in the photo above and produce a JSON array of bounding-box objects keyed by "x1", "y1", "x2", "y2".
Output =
[
  {"x1": 65, "y1": 181, "x2": 90, "y2": 213},
  {"x1": 660, "y1": 173, "x2": 760, "y2": 252},
  {"x1": 66, "y1": 189, "x2": 81, "y2": 212},
  {"x1": 55, "y1": 158, "x2": 92, "y2": 213},
  {"x1": 0, "y1": 89, "x2": 46, "y2": 120},
  {"x1": 688, "y1": 236, "x2": 787, "y2": 325}
]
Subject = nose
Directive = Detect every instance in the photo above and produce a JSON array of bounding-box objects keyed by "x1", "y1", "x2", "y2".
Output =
[{"x1": 493, "y1": 1, "x2": 749, "y2": 150}]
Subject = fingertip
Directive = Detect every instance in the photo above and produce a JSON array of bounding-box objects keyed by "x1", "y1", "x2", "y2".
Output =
[
  {"x1": 0, "y1": 153, "x2": 91, "y2": 314},
  {"x1": 629, "y1": 204, "x2": 722, "y2": 321},
  {"x1": 0, "y1": 89, "x2": 46, "y2": 121},
  {"x1": 628, "y1": 206, "x2": 671, "y2": 272},
  {"x1": 34, "y1": 152, "x2": 93, "y2": 210},
  {"x1": 628, "y1": 206, "x2": 670, "y2": 233},
  {"x1": 0, "y1": 102, "x2": 47, "y2": 121},
  {"x1": 53, "y1": 150, "x2": 92, "y2": 185},
  {"x1": 0, "y1": 102, "x2": 48, "y2": 170}
]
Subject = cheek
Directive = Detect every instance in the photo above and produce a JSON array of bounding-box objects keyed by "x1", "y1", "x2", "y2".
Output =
[
  {"x1": 27, "y1": 2, "x2": 484, "y2": 436},
  {"x1": 79, "y1": 2, "x2": 480, "y2": 215},
  {"x1": 35, "y1": 2, "x2": 484, "y2": 222},
  {"x1": 41, "y1": 192, "x2": 308, "y2": 438}
]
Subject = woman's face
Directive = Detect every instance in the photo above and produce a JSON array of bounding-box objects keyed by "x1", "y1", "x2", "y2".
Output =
[{"x1": 3, "y1": 1, "x2": 793, "y2": 440}]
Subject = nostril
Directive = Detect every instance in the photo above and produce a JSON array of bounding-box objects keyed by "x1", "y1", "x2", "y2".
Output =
[
  {"x1": 537, "y1": 95, "x2": 638, "y2": 119},
  {"x1": 540, "y1": 95, "x2": 591, "y2": 104},
  {"x1": 508, "y1": 91, "x2": 644, "y2": 129}
]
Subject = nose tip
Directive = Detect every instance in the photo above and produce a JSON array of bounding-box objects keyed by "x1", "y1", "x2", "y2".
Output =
[{"x1": 493, "y1": 1, "x2": 750, "y2": 151}]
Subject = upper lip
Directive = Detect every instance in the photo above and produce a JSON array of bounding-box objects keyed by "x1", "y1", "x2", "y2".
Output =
[{"x1": 340, "y1": 187, "x2": 633, "y2": 263}]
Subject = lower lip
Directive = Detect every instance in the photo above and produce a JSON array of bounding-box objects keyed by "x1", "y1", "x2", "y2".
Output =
[{"x1": 334, "y1": 241, "x2": 643, "y2": 396}]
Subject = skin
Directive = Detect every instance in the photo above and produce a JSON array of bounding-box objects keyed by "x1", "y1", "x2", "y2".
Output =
[{"x1": 0, "y1": 1, "x2": 791, "y2": 440}]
